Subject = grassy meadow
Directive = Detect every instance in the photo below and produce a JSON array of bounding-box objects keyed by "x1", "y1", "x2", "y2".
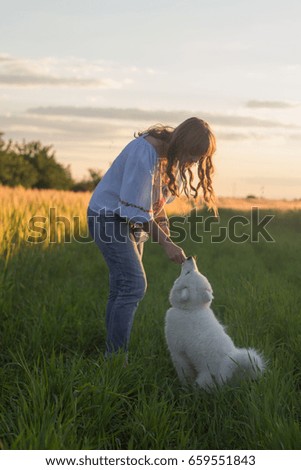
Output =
[{"x1": 0, "y1": 186, "x2": 301, "y2": 450}]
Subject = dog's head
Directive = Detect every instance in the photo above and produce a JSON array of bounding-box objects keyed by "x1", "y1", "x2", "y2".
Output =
[{"x1": 169, "y1": 256, "x2": 214, "y2": 310}]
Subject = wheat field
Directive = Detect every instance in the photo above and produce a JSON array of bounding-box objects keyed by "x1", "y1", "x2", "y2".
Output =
[{"x1": 1, "y1": 184, "x2": 300, "y2": 259}]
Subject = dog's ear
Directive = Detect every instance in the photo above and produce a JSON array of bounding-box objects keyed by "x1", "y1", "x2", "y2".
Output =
[
  {"x1": 202, "y1": 289, "x2": 213, "y2": 304},
  {"x1": 180, "y1": 287, "x2": 189, "y2": 302}
]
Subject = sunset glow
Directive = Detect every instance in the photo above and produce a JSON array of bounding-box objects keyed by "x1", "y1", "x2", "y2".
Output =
[{"x1": 1, "y1": 0, "x2": 300, "y2": 199}]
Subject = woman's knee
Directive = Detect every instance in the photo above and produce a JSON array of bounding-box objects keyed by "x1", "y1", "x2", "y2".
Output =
[{"x1": 111, "y1": 272, "x2": 147, "y2": 301}]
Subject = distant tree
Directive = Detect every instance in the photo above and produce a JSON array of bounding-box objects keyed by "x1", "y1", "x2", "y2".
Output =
[
  {"x1": 13, "y1": 140, "x2": 74, "y2": 190},
  {"x1": 0, "y1": 132, "x2": 8, "y2": 152},
  {"x1": 0, "y1": 152, "x2": 39, "y2": 188},
  {"x1": 0, "y1": 132, "x2": 104, "y2": 191},
  {"x1": 72, "y1": 168, "x2": 103, "y2": 192},
  {"x1": 246, "y1": 194, "x2": 257, "y2": 199},
  {"x1": 0, "y1": 133, "x2": 39, "y2": 188}
]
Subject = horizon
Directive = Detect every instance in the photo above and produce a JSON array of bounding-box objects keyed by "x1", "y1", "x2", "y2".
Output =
[{"x1": 1, "y1": 0, "x2": 300, "y2": 199}]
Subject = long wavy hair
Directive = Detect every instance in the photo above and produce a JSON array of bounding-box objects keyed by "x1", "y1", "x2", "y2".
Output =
[{"x1": 136, "y1": 117, "x2": 217, "y2": 215}]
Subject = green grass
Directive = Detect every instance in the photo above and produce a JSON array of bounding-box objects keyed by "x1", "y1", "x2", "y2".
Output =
[{"x1": 0, "y1": 208, "x2": 301, "y2": 449}]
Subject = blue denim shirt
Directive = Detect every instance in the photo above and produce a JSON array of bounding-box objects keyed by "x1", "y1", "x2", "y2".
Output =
[{"x1": 88, "y1": 135, "x2": 177, "y2": 224}]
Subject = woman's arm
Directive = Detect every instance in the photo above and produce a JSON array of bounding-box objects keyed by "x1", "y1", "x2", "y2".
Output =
[
  {"x1": 154, "y1": 206, "x2": 167, "y2": 220},
  {"x1": 143, "y1": 219, "x2": 186, "y2": 264},
  {"x1": 154, "y1": 207, "x2": 170, "y2": 237}
]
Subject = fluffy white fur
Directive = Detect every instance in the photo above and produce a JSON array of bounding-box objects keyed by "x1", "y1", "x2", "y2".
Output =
[{"x1": 165, "y1": 257, "x2": 265, "y2": 391}]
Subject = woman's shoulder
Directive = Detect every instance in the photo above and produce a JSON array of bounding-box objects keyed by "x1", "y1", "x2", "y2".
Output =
[{"x1": 122, "y1": 135, "x2": 158, "y2": 169}]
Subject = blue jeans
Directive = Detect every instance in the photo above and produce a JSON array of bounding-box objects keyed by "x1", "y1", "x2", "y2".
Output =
[{"x1": 87, "y1": 207, "x2": 147, "y2": 354}]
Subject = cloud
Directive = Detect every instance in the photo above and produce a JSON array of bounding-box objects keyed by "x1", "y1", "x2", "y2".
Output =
[
  {"x1": 0, "y1": 113, "x2": 131, "y2": 140},
  {"x1": 27, "y1": 106, "x2": 298, "y2": 129},
  {"x1": 0, "y1": 75, "x2": 117, "y2": 88},
  {"x1": 289, "y1": 133, "x2": 301, "y2": 140},
  {"x1": 0, "y1": 54, "x2": 13, "y2": 63},
  {"x1": 216, "y1": 131, "x2": 264, "y2": 141},
  {"x1": 27, "y1": 106, "x2": 190, "y2": 122},
  {"x1": 0, "y1": 54, "x2": 129, "y2": 88},
  {"x1": 0, "y1": 112, "x2": 274, "y2": 145},
  {"x1": 246, "y1": 100, "x2": 299, "y2": 109}
]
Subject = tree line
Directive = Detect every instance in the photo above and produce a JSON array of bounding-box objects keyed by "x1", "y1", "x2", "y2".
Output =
[{"x1": 0, "y1": 132, "x2": 103, "y2": 191}]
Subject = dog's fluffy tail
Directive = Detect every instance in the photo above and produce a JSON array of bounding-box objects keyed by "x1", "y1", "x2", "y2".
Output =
[
  {"x1": 221, "y1": 348, "x2": 266, "y2": 384},
  {"x1": 231, "y1": 348, "x2": 266, "y2": 379}
]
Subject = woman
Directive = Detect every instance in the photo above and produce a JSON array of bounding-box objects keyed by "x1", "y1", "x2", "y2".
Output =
[{"x1": 87, "y1": 117, "x2": 217, "y2": 357}]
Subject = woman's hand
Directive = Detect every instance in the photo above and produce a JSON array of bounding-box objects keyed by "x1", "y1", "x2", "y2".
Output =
[
  {"x1": 163, "y1": 241, "x2": 186, "y2": 264},
  {"x1": 145, "y1": 219, "x2": 186, "y2": 263}
]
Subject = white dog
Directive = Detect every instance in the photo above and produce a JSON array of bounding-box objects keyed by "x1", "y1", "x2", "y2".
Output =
[{"x1": 165, "y1": 257, "x2": 265, "y2": 390}]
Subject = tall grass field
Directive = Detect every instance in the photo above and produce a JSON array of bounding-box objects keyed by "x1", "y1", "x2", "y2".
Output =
[{"x1": 0, "y1": 186, "x2": 300, "y2": 450}]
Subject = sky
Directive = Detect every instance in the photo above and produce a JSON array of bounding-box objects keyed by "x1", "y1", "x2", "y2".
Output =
[{"x1": 0, "y1": 0, "x2": 300, "y2": 199}]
